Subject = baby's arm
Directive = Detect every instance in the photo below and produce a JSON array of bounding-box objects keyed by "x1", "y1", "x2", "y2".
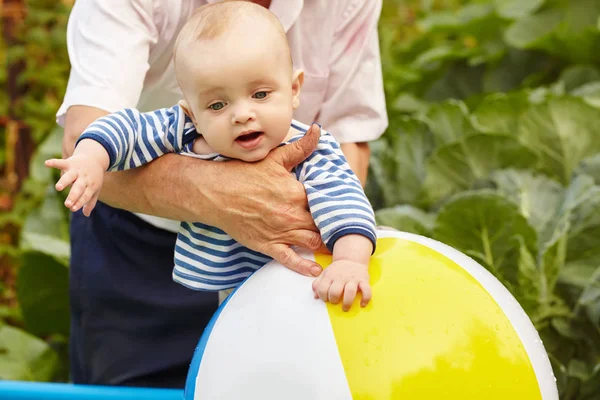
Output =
[
  {"x1": 294, "y1": 128, "x2": 377, "y2": 311},
  {"x1": 45, "y1": 139, "x2": 110, "y2": 216},
  {"x1": 46, "y1": 105, "x2": 193, "y2": 215}
]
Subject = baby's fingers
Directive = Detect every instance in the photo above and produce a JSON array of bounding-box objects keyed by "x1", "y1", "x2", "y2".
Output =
[
  {"x1": 82, "y1": 194, "x2": 99, "y2": 217},
  {"x1": 312, "y1": 276, "x2": 322, "y2": 299},
  {"x1": 45, "y1": 158, "x2": 69, "y2": 171},
  {"x1": 358, "y1": 280, "x2": 372, "y2": 308},
  {"x1": 64, "y1": 179, "x2": 88, "y2": 211},
  {"x1": 72, "y1": 187, "x2": 98, "y2": 214},
  {"x1": 314, "y1": 277, "x2": 332, "y2": 302},
  {"x1": 327, "y1": 280, "x2": 345, "y2": 305},
  {"x1": 342, "y1": 281, "x2": 358, "y2": 312},
  {"x1": 54, "y1": 170, "x2": 78, "y2": 192}
]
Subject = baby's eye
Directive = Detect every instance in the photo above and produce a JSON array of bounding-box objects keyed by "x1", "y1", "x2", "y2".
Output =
[
  {"x1": 209, "y1": 102, "x2": 225, "y2": 111},
  {"x1": 253, "y1": 91, "x2": 268, "y2": 99}
]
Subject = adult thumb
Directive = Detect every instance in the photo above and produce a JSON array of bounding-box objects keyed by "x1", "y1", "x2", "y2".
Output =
[{"x1": 271, "y1": 123, "x2": 321, "y2": 171}]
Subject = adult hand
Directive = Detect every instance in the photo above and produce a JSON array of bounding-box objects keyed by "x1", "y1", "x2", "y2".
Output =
[{"x1": 201, "y1": 123, "x2": 325, "y2": 277}]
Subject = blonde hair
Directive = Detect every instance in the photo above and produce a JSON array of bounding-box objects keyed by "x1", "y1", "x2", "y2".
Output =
[{"x1": 174, "y1": 0, "x2": 289, "y2": 63}]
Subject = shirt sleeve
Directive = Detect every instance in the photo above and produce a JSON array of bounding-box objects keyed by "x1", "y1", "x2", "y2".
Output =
[
  {"x1": 316, "y1": 0, "x2": 388, "y2": 144},
  {"x1": 294, "y1": 130, "x2": 377, "y2": 253},
  {"x1": 76, "y1": 105, "x2": 197, "y2": 171},
  {"x1": 56, "y1": 0, "x2": 156, "y2": 127}
]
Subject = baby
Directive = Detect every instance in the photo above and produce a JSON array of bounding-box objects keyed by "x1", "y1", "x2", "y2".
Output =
[{"x1": 46, "y1": 1, "x2": 377, "y2": 311}]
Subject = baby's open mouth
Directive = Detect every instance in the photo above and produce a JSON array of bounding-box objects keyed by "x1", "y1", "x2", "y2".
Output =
[
  {"x1": 236, "y1": 131, "x2": 263, "y2": 142},
  {"x1": 235, "y1": 131, "x2": 264, "y2": 148}
]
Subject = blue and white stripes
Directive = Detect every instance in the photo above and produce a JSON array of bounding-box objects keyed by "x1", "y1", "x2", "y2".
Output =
[
  {"x1": 77, "y1": 105, "x2": 198, "y2": 170},
  {"x1": 77, "y1": 106, "x2": 377, "y2": 291}
]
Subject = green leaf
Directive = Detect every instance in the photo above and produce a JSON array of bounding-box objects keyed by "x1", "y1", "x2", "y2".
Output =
[
  {"x1": 580, "y1": 362, "x2": 600, "y2": 399},
  {"x1": 494, "y1": 0, "x2": 545, "y2": 19},
  {"x1": 422, "y1": 134, "x2": 539, "y2": 206},
  {"x1": 0, "y1": 325, "x2": 60, "y2": 381},
  {"x1": 504, "y1": 0, "x2": 600, "y2": 64},
  {"x1": 504, "y1": 7, "x2": 563, "y2": 49},
  {"x1": 568, "y1": 359, "x2": 592, "y2": 381},
  {"x1": 418, "y1": 3, "x2": 495, "y2": 33},
  {"x1": 412, "y1": 45, "x2": 469, "y2": 70},
  {"x1": 375, "y1": 205, "x2": 435, "y2": 236},
  {"x1": 28, "y1": 126, "x2": 64, "y2": 183},
  {"x1": 482, "y1": 49, "x2": 556, "y2": 94},
  {"x1": 566, "y1": 179, "x2": 600, "y2": 266},
  {"x1": 433, "y1": 190, "x2": 537, "y2": 284},
  {"x1": 571, "y1": 82, "x2": 600, "y2": 109},
  {"x1": 518, "y1": 97, "x2": 600, "y2": 183},
  {"x1": 16, "y1": 252, "x2": 70, "y2": 337},
  {"x1": 520, "y1": 176, "x2": 600, "y2": 306},
  {"x1": 576, "y1": 266, "x2": 600, "y2": 332},
  {"x1": 368, "y1": 118, "x2": 435, "y2": 207},
  {"x1": 472, "y1": 93, "x2": 530, "y2": 135},
  {"x1": 417, "y1": 11, "x2": 460, "y2": 32},
  {"x1": 20, "y1": 232, "x2": 70, "y2": 263},
  {"x1": 554, "y1": 27, "x2": 600, "y2": 66},
  {"x1": 419, "y1": 100, "x2": 475, "y2": 145},
  {"x1": 559, "y1": 65, "x2": 600, "y2": 92},
  {"x1": 515, "y1": 238, "x2": 541, "y2": 314},
  {"x1": 490, "y1": 169, "x2": 563, "y2": 235},
  {"x1": 539, "y1": 228, "x2": 568, "y2": 303},
  {"x1": 392, "y1": 93, "x2": 428, "y2": 114},
  {"x1": 576, "y1": 154, "x2": 600, "y2": 184},
  {"x1": 20, "y1": 186, "x2": 69, "y2": 246},
  {"x1": 423, "y1": 62, "x2": 485, "y2": 102}
]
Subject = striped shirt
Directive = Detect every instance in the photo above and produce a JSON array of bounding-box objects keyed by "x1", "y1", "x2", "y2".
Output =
[{"x1": 77, "y1": 105, "x2": 377, "y2": 291}]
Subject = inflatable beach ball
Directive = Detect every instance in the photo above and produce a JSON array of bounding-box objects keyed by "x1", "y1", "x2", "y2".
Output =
[{"x1": 184, "y1": 230, "x2": 558, "y2": 400}]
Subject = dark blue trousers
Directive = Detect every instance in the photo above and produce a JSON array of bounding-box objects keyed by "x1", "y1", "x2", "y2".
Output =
[{"x1": 69, "y1": 202, "x2": 218, "y2": 388}]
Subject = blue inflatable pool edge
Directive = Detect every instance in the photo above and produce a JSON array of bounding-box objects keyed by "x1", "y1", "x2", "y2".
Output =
[{"x1": 0, "y1": 381, "x2": 184, "y2": 399}]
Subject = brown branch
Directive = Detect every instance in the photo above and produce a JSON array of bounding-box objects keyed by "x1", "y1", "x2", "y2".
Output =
[{"x1": 2, "y1": 0, "x2": 33, "y2": 194}]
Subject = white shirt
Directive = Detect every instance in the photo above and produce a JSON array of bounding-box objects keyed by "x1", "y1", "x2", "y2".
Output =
[{"x1": 57, "y1": 0, "x2": 388, "y2": 232}]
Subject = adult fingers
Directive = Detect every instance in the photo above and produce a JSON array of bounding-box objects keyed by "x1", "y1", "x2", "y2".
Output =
[
  {"x1": 285, "y1": 229, "x2": 323, "y2": 251},
  {"x1": 270, "y1": 123, "x2": 321, "y2": 171},
  {"x1": 269, "y1": 244, "x2": 322, "y2": 277}
]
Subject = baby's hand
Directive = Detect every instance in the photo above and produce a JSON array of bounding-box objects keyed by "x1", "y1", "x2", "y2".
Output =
[
  {"x1": 45, "y1": 154, "x2": 104, "y2": 216},
  {"x1": 312, "y1": 260, "x2": 371, "y2": 312}
]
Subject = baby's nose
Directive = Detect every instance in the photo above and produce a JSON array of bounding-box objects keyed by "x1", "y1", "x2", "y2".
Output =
[{"x1": 232, "y1": 106, "x2": 256, "y2": 124}]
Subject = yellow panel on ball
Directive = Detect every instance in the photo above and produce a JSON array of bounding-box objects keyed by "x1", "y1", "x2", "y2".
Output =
[{"x1": 316, "y1": 237, "x2": 541, "y2": 399}]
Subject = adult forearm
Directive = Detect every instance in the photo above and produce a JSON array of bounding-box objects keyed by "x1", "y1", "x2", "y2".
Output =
[
  {"x1": 340, "y1": 142, "x2": 370, "y2": 187},
  {"x1": 99, "y1": 155, "x2": 216, "y2": 222}
]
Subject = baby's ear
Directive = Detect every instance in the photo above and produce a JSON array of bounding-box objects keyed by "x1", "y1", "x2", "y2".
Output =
[
  {"x1": 291, "y1": 69, "x2": 304, "y2": 109},
  {"x1": 178, "y1": 99, "x2": 197, "y2": 124}
]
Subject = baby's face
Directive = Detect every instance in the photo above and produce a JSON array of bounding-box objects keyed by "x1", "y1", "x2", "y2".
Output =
[{"x1": 179, "y1": 30, "x2": 302, "y2": 162}]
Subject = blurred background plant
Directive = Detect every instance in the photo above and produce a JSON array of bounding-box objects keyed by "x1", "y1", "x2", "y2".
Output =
[
  {"x1": 1, "y1": 0, "x2": 71, "y2": 383},
  {"x1": 1, "y1": 0, "x2": 599, "y2": 398}
]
